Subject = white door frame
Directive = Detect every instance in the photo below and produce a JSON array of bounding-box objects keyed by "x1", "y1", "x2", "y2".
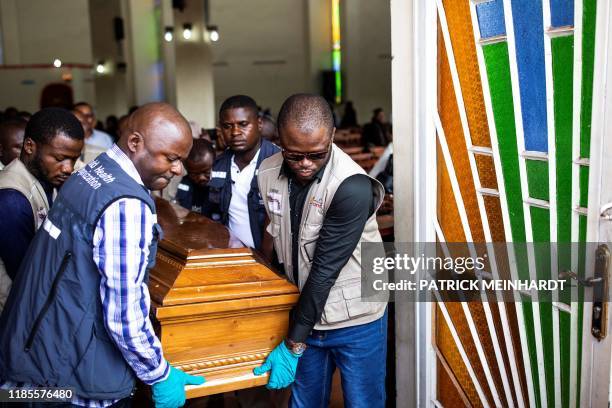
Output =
[
  {"x1": 579, "y1": 0, "x2": 612, "y2": 405},
  {"x1": 391, "y1": 0, "x2": 437, "y2": 406}
]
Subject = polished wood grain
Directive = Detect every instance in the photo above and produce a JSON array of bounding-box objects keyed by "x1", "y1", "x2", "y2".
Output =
[{"x1": 149, "y1": 198, "x2": 299, "y2": 398}]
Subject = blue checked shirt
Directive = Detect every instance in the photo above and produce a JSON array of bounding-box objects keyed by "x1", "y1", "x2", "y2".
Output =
[{"x1": 2, "y1": 145, "x2": 169, "y2": 407}]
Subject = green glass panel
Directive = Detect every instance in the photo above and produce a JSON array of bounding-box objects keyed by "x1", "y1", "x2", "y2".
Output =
[
  {"x1": 580, "y1": 0, "x2": 597, "y2": 158},
  {"x1": 579, "y1": 166, "x2": 589, "y2": 208},
  {"x1": 560, "y1": 310, "x2": 571, "y2": 408},
  {"x1": 552, "y1": 35, "x2": 574, "y2": 245},
  {"x1": 521, "y1": 299, "x2": 542, "y2": 408},
  {"x1": 539, "y1": 302, "x2": 555, "y2": 407},
  {"x1": 483, "y1": 43, "x2": 526, "y2": 242},
  {"x1": 526, "y1": 160, "x2": 549, "y2": 201}
]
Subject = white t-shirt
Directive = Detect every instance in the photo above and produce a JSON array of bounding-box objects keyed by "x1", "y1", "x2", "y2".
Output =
[{"x1": 228, "y1": 149, "x2": 260, "y2": 248}]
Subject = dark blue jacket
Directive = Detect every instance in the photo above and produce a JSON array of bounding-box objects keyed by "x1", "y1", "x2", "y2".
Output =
[
  {"x1": 175, "y1": 176, "x2": 213, "y2": 215},
  {"x1": 205, "y1": 139, "x2": 279, "y2": 249},
  {"x1": 0, "y1": 153, "x2": 160, "y2": 400}
]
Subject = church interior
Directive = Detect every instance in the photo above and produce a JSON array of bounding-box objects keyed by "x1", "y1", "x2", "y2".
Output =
[{"x1": 0, "y1": 0, "x2": 612, "y2": 407}]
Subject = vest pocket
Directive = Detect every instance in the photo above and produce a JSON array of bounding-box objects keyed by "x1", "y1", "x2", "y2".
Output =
[
  {"x1": 321, "y1": 280, "x2": 374, "y2": 324},
  {"x1": 69, "y1": 324, "x2": 134, "y2": 398},
  {"x1": 25, "y1": 251, "x2": 73, "y2": 351}
]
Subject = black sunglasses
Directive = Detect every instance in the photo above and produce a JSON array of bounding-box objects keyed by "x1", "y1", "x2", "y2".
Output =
[{"x1": 282, "y1": 140, "x2": 333, "y2": 162}]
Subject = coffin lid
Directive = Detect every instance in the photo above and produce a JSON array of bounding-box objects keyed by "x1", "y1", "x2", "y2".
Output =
[{"x1": 149, "y1": 198, "x2": 298, "y2": 309}]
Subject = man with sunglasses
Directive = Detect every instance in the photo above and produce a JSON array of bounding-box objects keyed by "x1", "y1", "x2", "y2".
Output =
[
  {"x1": 254, "y1": 94, "x2": 388, "y2": 407},
  {"x1": 206, "y1": 95, "x2": 279, "y2": 250}
]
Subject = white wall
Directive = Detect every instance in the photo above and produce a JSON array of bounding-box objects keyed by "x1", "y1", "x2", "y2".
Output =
[
  {"x1": 89, "y1": 0, "x2": 129, "y2": 120},
  {"x1": 343, "y1": 0, "x2": 392, "y2": 125},
  {"x1": 208, "y1": 0, "x2": 391, "y2": 123},
  {"x1": 0, "y1": 0, "x2": 95, "y2": 111},
  {"x1": 210, "y1": 0, "x2": 312, "y2": 117},
  {"x1": 172, "y1": 0, "x2": 216, "y2": 127}
]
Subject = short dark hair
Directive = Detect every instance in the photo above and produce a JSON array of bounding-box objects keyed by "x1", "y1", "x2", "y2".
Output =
[
  {"x1": 219, "y1": 95, "x2": 258, "y2": 118},
  {"x1": 25, "y1": 108, "x2": 85, "y2": 145},
  {"x1": 277, "y1": 93, "x2": 334, "y2": 136},
  {"x1": 0, "y1": 118, "x2": 27, "y2": 143},
  {"x1": 187, "y1": 139, "x2": 215, "y2": 163}
]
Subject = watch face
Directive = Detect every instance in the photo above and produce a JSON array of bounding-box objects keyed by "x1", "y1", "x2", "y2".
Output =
[{"x1": 293, "y1": 343, "x2": 307, "y2": 355}]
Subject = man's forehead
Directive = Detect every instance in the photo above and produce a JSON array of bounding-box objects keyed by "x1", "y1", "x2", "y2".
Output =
[
  {"x1": 44, "y1": 133, "x2": 83, "y2": 152},
  {"x1": 220, "y1": 107, "x2": 257, "y2": 121}
]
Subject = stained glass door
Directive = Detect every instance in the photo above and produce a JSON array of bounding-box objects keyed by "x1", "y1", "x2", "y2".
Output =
[{"x1": 408, "y1": 0, "x2": 612, "y2": 407}]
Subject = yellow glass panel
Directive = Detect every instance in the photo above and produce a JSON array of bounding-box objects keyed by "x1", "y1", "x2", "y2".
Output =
[
  {"x1": 441, "y1": 0, "x2": 492, "y2": 148},
  {"x1": 439, "y1": 26, "x2": 485, "y2": 242},
  {"x1": 436, "y1": 304, "x2": 487, "y2": 407}
]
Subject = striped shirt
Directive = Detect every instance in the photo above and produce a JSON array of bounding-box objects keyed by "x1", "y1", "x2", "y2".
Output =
[{"x1": 2, "y1": 145, "x2": 169, "y2": 407}]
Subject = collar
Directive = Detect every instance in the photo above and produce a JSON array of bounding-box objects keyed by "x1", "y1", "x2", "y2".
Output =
[
  {"x1": 231, "y1": 147, "x2": 260, "y2": 170},
  {"x1": 106, "y1": 144, "x2": 145, "y2": 187}
]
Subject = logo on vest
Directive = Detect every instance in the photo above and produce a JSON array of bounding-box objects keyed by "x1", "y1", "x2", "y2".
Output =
[
  {"x1": 309, "y1": 196, "x2": 324, "y2": 214},
  {"x1": 267, "y1": 191, "x2": 282, "y2": 215},
  {"x1": 78, "y1": 160, "x2": 116, "y2": 190},
  {"x1": 35, "y1": 208, "x2": 48, "y2": 229}
]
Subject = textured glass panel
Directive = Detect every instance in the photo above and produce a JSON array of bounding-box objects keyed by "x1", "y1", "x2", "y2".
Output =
[
  {"x1": 505, "y1": 301, "x2": 530, "y2": 407},
  {"x1": 552, "y1": 35, "x2": 575, "y2": 244},
  {"x1": 437, "y1": 358, "x2": 471, "y2": 407},
  {"x1": 539, "y1": 301, "x2": 556, "y2": 407},
  {"x1": 580, "y1": 0, "x2": 597, "y2": 158},
  {"x1": 476, "y1": 0, "x2": 506, "y2": 39},
  {"x1": 550, "y1": 0, "x2": 575, "y2": 27},
  {"x1": 436, "y1": 304, "x2": 485, "y2": 407},
  {"x1": 521, "y1": 299, "x2": 542, "y2": 408},
  {"x1": 511, "y1": 0, "x2": 548, "y2": 152},
  {"x1": 445, "y1": 303, "x2": 495, "y2": 406},
  {"x1": 443, "y1": 0, "x2": 492, "y2": 147},
  {"x1": 475, "y1": 154, "x2": 498, "y2": 190},
  {"x1": 483, "y1": 196, "x2": 506, "y2": 242},
  {"x1": 438, "y1": 143, "x2": 467, "y2": 242},
  {"x1": 559, "y1": 310, "x2": 571, "y2": 408},
  {"x1": 482, "y1": 43, "x2": 526, "y2": 242},
  {"x1": 530, "y1": 206, "x2": 550, "y2": 242},
  {"x1": 469, "y1": 302, "x2": 509, "y2": 407},
  {"x1": 579, "y1": 166, "x2": 589, "y2": 208},
  {"x1": 439, "y1": 30, "x2": 485, "y2": 242},
  {"x1": 526, "y1": 160, "x2": 550, "y2": 201}
]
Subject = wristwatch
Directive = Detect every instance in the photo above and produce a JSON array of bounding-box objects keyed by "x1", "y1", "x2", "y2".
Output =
[{"x1": 285, "y1": 338, "x2": 307, "y2": 356}]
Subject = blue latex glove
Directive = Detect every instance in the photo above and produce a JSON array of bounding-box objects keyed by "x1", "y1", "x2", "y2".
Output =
[
  {"x1": 253, "y1": 341, "x2": 301, "y2": 389},
  {"x1": 152, "y1": 364, "x2": 206, "y2": 408}
]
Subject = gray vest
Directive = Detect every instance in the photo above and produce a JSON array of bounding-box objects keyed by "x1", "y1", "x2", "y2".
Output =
[
  {"x1": 258, "y1": 144, "x2": 387, "y2": 330},
  {"x1": 0, "y1": 159, "x2": 50, "y2": 313}
]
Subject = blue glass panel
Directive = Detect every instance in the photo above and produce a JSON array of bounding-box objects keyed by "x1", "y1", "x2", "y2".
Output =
[
  {"x1": 550, "y1": 0, "x2": 574, "y2": 27},
  {"x1": 476, "y1": 0, "x2": 506, "y2": 38},
  {"x1": 511, "y1": 0, "x2": 548, "y2": 152}
]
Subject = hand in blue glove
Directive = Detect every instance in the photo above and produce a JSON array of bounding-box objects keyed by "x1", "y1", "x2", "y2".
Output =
[
  {"x1": 152, "y1": 364, "x2": 206, "y2": 408},
  {"x1": 253, "y1": 341, "x2": 301, "y2": 389}
]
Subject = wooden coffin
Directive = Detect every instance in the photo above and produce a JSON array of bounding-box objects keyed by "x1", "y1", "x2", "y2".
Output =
[{"x1": 148, "y1": 198, "x2": 299, "y2": 398}]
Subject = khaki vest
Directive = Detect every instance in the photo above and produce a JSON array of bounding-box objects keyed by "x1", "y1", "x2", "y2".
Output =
[
  {"x1": 0, "y1": 159, "x2": 50, "y2": 313},
  {"x1": 258, "y1": 144, "x2": 387, "y2": 330}
]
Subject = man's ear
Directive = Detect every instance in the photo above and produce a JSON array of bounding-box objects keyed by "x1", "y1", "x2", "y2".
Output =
[
  {"x1": 257, "y1": 117, "x2": 263, "y2": 133},
  {"x1": 330, "y1": 127, "x2": 336, "y2": 143},
  {"x1": 22, "y1": 137, "x2": 36, "y2": 156},
  {"x1": 126, "y1": 132, "x2": 143, "y2": 153}
]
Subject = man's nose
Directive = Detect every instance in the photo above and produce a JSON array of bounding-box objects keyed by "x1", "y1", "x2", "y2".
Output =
[
  {"x1": 171, "y1": 160, "x2": 183, "y2": 176},
  {"x1": 61, "y1": 161, "x2": 74, "y2": 174}
]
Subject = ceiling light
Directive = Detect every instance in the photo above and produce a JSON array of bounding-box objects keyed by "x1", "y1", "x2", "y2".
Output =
[
  {"x1": 164, "y1": 26, "x2": 174, "y2": 42},
  {"x1": 183, "y1": 23, "x2": 193, "y2": 40}
]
